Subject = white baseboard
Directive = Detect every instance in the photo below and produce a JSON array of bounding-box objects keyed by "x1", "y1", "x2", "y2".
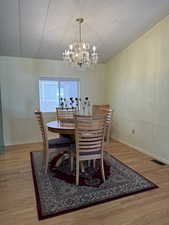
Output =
[{"x1": 112, "y1": 136, "x2": 169, "y2": 165}]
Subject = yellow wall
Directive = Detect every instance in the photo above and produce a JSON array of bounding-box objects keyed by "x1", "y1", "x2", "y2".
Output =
[
  {"x1": 107, "y1": 15, "x2": 169, "y2": 163},
  {"x1": 0, "y1": 57, "x2": 107, "y2": 145}
]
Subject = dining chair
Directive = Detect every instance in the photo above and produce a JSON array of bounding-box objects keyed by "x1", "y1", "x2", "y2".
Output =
[
  {"x1": 74, "y1": 115, "x2": 106, "y2": 185},
  {"x1": 56, "y1": 107, "x2": 79, "y2": 171},
  {"x1": 91, "y1": 108, "x2": 113, "y2": 169},
  {"x1": 34, "y1": 110, "x2": 73, "y2": 173},
  {"x1": 92, "y1": 104, "x2": 110, "y2": 115},
  {"x1": 56, "y1": 107, "x2": 78, "y2": 123},
  {"x1": 93, "y1": 107, "x2": 113, "y2": 145}
]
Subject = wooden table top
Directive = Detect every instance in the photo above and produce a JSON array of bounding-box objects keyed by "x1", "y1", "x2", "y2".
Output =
[{"x1": 47, "y1": 120, "x2": 75, "y2": 134}]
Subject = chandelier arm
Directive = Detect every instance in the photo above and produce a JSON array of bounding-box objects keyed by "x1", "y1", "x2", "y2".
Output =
[{"x1": 79, "y1": 21, "x2": 81, "y2": 42}]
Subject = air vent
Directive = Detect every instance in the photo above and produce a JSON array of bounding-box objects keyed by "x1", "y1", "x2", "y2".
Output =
[{"x1": 151, "y1": 159, "x2": 166, "y2": 166}]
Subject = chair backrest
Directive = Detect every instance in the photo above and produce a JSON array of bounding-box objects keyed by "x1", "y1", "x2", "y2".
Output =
[
  {"x1": 34, "y1": 110, "x2": 48, "y2": 149},
  {"x1": 56, "y1": 107, "x2": 78, "y2": 123},
  {"x1": 93, "y1": 107, "x2": 113, "y2": 144},
  {"x1": 92, "y1": 104, "x2": 110, "y2": 115},
  {"x1": 74, "y1": 115, "x2": 106, "y2": 159},
  {"x1": 104, "y1": 109, "x2": 113, "y2": 144}
]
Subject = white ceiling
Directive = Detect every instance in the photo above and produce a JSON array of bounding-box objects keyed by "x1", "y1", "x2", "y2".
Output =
[{"x1": 0, "y1": 0, "x2": 169, "y2": 63}]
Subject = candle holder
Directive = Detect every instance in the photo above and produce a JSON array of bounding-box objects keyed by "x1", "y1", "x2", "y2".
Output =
[{"x1": 58, "y1": 97, "x2": 91, "y2": 114}]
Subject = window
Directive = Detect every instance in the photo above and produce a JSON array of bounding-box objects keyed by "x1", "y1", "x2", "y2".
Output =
[{"x1": 39, "y1": 78, "x2": 80, "y2": 112}]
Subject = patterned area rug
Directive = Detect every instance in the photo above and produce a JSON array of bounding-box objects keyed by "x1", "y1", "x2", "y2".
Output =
[{"x1": 30, "y1": 151, "x2": 158, "y2": 220}]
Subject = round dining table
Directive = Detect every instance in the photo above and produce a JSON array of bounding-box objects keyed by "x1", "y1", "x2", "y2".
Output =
[{"x1": 47, "y1": 120, "x2": 75, "y2": 135}]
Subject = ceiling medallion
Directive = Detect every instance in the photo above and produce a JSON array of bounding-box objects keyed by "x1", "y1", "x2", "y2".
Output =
[{"x1": 62, "y1": 18, "x2": 98, "y2": 67}]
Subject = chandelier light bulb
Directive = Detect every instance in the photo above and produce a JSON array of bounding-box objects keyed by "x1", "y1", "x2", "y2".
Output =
[
  {"x1": 92, "y1": 45, "x2": 96, "y2": 52},
  {"x1": 83, "y1": 43, "x2": 86, "y2": 49},
  {"x1": 69, "y1": 44, "x2": 73, "y2": 50}
]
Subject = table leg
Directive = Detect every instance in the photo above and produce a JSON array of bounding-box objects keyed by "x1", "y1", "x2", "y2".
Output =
[{"x1": 80, "y1": 162, "x2": 85, "y2": 173}]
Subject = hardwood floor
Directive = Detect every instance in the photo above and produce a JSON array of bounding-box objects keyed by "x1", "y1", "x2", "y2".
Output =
[{"x1": 0, "y1": 140, "x2": 169, "y2": 225}]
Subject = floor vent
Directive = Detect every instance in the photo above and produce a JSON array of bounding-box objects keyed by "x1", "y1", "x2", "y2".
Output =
[{"x1": 151, "y1": 159, "x2": 166, "y2": 165}]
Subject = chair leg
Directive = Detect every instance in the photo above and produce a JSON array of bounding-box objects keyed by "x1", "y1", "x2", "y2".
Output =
[
  {"x1": 93, "y1": 159, "x2": 96, "y2": 168},
  {"x1": 70, "y1": 153, "x2": 74, "y2": 171},
  {"x1": 55, "y1": 155, "x2": 64, "y2": 167},
  {"x1": 44, "y1": 151, "x2": 49, "y2": 174},
  {"x1": 76, "y1": 161, "x2": 79, "y2": 185},
  {"x1": 101, "y1": 158, "x2": 105, "y2": 182},
  {"x1": 80, "y1": 162, "x2": 85, "y2": 173}
]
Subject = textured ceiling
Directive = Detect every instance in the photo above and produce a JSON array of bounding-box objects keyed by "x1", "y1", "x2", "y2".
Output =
[{"x1": 0, "y1": 0, "x2": 169, "y2": 63}]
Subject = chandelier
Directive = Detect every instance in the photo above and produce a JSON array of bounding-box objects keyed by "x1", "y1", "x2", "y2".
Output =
[{"x1": 62, "y1": 18, "x2": 98, "y2": 67}]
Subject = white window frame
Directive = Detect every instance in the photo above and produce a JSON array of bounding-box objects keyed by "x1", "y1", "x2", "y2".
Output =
[{"x1": 39, "y1": 77, "x2": 80, "y2": 112}]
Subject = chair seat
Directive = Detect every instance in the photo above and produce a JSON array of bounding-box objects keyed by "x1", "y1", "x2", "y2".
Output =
[
  {"x1": 79, "y1": 151, "x2": 101, "y2": 156},
  {"x1": 48, "y1": 136, "x2": 73, "y2": 149}
]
